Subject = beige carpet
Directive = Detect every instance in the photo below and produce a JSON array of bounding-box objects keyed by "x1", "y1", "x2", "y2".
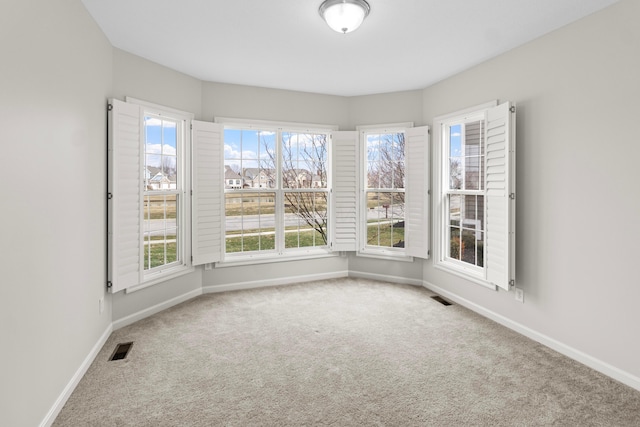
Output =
[{"x1": 54, "y1": 278, "x2": 640, "y2": 426}]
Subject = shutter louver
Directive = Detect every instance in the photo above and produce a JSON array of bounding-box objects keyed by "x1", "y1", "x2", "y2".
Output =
[
  {"x1": 485, "y1": 102, "x2": 515, "y2": 290},
  {"x1": 192, "y1": 120, "x2": 223, "y2": 265},
  {"x1": 405, "y1": 126, "x2": 430, "y2": 259},
  {"x1": 331, "y1": 131, "x2": 359, "y2": 251},
  {"x1": 108, "y1": 99, "x2": 142, "y2": 292}
]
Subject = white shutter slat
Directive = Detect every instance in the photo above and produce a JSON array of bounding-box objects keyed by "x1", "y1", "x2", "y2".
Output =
[
  {"x1": 485, "y1": 102, "x2": 515, "y2": 290},
  {"x1": 331, "y1": 131, "x2": 359, "y2": 251},
  {"x1": 405, "y1": 126, "x2": 430, "y2": 259},
  {"x1": 192, "y1": 120, "x2": 223, "y2": 266},
  {"x1": 108, "y1": 99, "x2": 142, "y2": 292}
]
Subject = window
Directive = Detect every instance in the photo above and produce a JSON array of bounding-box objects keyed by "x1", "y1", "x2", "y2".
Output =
[
  {"x1": 434, "y1": 101, "x2": 515, "y2": 290},
  {"x1": 142, "y1": 114, "x2": 180, "y2": 272},
  {"x1": 361, "y1": 126, "x2": 408, "y2": 256},
  {"x1": 108, "y1": 98, "x2": 193, "y2": 293},
  {"x1": 220, "y1": 120, "x2": 334, "y2": 262},
  {"x1": 354, "y1": 124, "x2": 431, "y2": 260}
]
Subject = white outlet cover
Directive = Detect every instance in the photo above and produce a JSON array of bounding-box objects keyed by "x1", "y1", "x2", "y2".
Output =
[{"x1": 515, "y1": 288, "x2": 524, "y2": 303}]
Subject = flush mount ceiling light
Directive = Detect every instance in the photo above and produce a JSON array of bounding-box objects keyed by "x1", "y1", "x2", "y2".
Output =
[{"x1": 319, "y1": 0, "x2": 371, "y2": 34}]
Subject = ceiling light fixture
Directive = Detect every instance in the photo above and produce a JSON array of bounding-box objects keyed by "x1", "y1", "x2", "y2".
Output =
[{"x1": 319, "y1": 0, "x2": 370, "y2": 34}]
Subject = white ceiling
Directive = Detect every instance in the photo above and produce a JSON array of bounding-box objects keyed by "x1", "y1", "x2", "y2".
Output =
[{"x1": 81, "y1": 0, "x2": 619, "y2": 97}]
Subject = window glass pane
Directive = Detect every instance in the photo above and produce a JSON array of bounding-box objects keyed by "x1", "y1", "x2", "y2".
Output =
[
  {"x1": 447, "y1": 194, "x2": 485, "y2": 267},
  {"x1": 366, "y1": 132, "x2": 405, "y2": 190},
  {"x1": 449, "y1": 194, "x2": 461, "y2": 226},
  {"x1": 363, "y1": 130, "x2": 406, "y2": 251},
  {"x1": 225, "y1": 192, "x2": 276, "y2": 253},
  {"x1": 284, "y1": 192, "x2": 328, "y2": 249},
  {"x1": 224, "y1": 128, "x2": 276, "y2": 190},
  {"x1": 464, "y1": 120, "x2": 484, "y2": 191},
  {"x1": 365, "y1": 191, "x2": 405, "y2": 248},
  {"x1": 449, "y1": 226, "x2": 461, "y2": 261},
  {"x1": 449, "y1": 157, "x2": 462, "y2": 190},
  {"x1": 282, "y1": 132, "x2": 328, "y2": 189},
  {"x1": 143, "y1": 194, "x2": 179, "y2": 270},
  {"x1": 144, "y1": 116, "x2": 179, "y2": 192}
]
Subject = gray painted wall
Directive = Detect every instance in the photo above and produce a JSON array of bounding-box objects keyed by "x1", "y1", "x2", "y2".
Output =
[
  {"x1": 110, "y1": 49, "x2": 205, "y2": 326},
  {"x1": 422, "y1": 0, "x2": 640, "y2": 381},
  {"x1": 0, "y1": 1, "x2": 113, "y2": 425},
  {"x1": 4, "y1": 1, "x2": 638, "y2": 425},
  {"x1": 202, "y1": 81, "x2": 350, "y2": 129}
]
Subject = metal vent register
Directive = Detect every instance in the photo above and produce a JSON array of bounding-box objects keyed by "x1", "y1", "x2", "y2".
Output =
[
  {"x1": 431, "y1": 296, "x2": 452, "y2": 306},
  {"x1": 109, "y1": 342, "x2": 133, "y2": 361}
]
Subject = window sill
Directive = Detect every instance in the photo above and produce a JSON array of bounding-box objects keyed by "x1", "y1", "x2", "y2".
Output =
[
  {"x1": 216, "y1": 249, "x2": 341, "y2": 268},
  {"x1": 434, "y1": 260, "x2": 497, "y2": 290},
  {"x1": 356, "y1": 249, "x2": 414, "y2": 263},
  {"x1": 124, "y1": 264, "x2": 195, "y2": 294}
]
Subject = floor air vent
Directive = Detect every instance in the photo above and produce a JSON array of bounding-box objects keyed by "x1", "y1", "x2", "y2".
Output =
[
  {"x1": 431, "y1": 296, "x2": 452, "y2": 306},
  {"x1": 109, "y1": 342, "x2": 133, "y2": 361}
]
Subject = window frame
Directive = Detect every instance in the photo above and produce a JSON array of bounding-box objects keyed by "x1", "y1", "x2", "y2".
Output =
[
  {"x1": 433, "y1": 101, "x2": 516, "y2": 290},
  {"x1": 357, "y1": 123, "x2": 414, "y2": 261},
  {"x1": 133, "y1": 98, "x2": 194, "y2": 290},
  {"x1": 216, "y1": 117, "x2": 338, "y2": 266},
  {"x1": 108, "y1": 98, "x2": 194, "y2": 293}
]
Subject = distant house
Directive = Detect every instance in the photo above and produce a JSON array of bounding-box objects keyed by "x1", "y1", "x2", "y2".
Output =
[
  {"x1": 145, "y1": 166, "x2": 176, "y2": 190},
  {"x1": 224, "y1": 165, "x2": 243, "y2": 189},
  {"x1": 243, "y1": 168, "x2": 275, "y2": 188},
  {"x1": 282, "y1": 169, "x2": 326, "y2": 188}
]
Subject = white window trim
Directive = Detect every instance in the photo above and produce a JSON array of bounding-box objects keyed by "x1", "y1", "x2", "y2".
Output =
[
  {"x1": 108, "y1": 98, "x2": 195, "y2": 293},
  {"x1": 216, "y1": 117, "x2": 338, "y2": 265},
  {"x1": 432, "y1": 100, "x2": 515, "y2": 290},
  {"x1": 433, "y1": 101, "x2": 498, "y2": 290},
  {"x1": 357, "y1": 123, "x2": 414, "y2": 261},
  {"x1": 137, "y1": 99, "x2": 193, "y2": 285}
]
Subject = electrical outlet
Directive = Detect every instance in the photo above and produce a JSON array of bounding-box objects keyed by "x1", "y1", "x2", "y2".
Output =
[
  {"x1": 99, "y1": 297, "x2": 104, "y2": 314},
  {"x1": 514, "y1": 287, "x2": 524, "y2": 303}
]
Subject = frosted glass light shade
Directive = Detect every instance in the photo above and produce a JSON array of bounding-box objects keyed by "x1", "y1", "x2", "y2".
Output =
[{"x1": 319, "y1": 0, "x2": 370, "y2": 34}]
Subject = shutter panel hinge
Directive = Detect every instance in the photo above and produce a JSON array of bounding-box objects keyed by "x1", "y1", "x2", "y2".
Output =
[
  {"x1": 427, "y1": 190, "x2": 431, "y2": 196},
  {"x1": 509, "y1": 106, "x2": 516, "y2": 113},
  {"x1": 107, "y1": 103, "x2": 113, "y2": 111},
  {"x1": 106, "y1": 281, "x2": 112, "y2": 289},
  {"x1": 509, "y1": 193, "x2": 515, "y2": 200},
  {"x1": 509, "y1": 279, "x2": 515, "y2": 287},
  {"x1": 190, "y1": 189, "x2": 193, "y2": 196},
  {"x1": 107, "y1": 192, "x2": 113, "y2": 200},
  {"x1": 428, "y1": 250, "x2": 431, "y2": 256}
]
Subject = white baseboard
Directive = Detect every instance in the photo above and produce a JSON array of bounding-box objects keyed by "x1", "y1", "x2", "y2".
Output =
[
  {"x1": 202, "y1": 270, "x2": 349, "y2": 294},
  {"x1": 422, "y1": 280, "x2": 640, "y2": 393},
  {"x1": 40, "y1": 323, "x2": 113, "y2": 427},
  {"x1": 112, "y1": 288, "x2": 203, "y2": 330},
  {"x1": 349, "y1": 269, "x2": 424, "y2": 287}
]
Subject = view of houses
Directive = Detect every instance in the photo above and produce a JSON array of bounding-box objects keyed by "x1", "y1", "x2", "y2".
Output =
[
  {"x1": 145, "y1": 166, "x2": 177, "y2": 190},
  {"x1": 224, "y1": 165, "x2": 326, "y2": 189}
]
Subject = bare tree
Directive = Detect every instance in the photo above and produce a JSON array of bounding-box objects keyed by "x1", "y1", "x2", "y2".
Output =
[
  {"x1": 263, "y1": 133, "x2": 329, "y2": 244},
  {"x1": 368, "y1": 132, "x2": 405, "y2": 191},
  {"x1": 366, "y1": 132, "x2": 406, "y2": 246}
]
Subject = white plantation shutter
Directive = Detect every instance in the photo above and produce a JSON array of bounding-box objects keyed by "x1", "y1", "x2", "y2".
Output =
[
  {"x1": 192, "y1": 120, "x2": 223, "y2": 265},
  {"x1": 331, "y1": 131, "x2": 359, "y2": 251},
  {"x1": 485, "y1": 102, "x2": 516, "y2": 290},
  {"x1": 108, "y1": 99, "x2": 142, "y2": 292},
  {"x1": 405, "y1": 126, "x2": 430, "y2": 259}
]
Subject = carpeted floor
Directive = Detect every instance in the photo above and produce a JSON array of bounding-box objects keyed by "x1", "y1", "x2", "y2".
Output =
[{"x1": 54, "y1": 278, "x2": 640, "y2": 426}]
